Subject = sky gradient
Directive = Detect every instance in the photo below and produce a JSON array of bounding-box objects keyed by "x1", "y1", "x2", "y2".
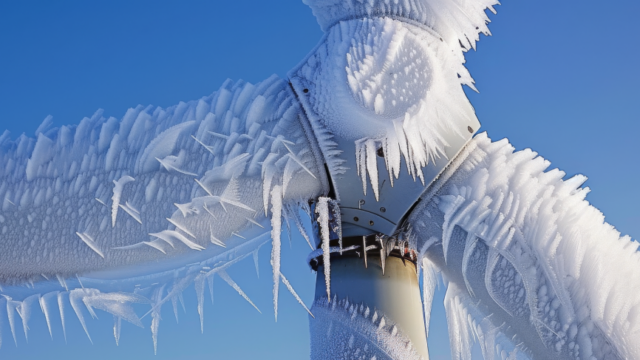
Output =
[{"x1": 0, "y1": 0, "x2": 638, "y2": 359}]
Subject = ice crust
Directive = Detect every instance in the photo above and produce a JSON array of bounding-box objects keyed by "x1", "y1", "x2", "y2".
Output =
[
  {"x1": 290, "y1": 16, "x2": 478, "y2": 196},
  {"x1": 310, "y1": 296, "x2": 424, "y2": 360},
  {"x1": 408, "y1": 133, "x2": 640, "y2": 360},
  {"x1": 0, "y1": 75, "x2": 324, "y2": 350},
  {"x1": 304, "y1": 0, "x2": 499, "y2": 54},
  {"x1": 0, "y1": 0, "x2": 638, "y2": 357}
]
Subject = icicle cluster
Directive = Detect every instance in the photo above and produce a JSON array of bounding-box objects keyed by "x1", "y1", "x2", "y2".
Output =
[
  {"x1": 0, "y1": 75, "x2": 325, "y2": 282},
  {"x1": 290, "y1": 15, "x2": 477, "y2": 199},
  {"x1": 0, "y1": 230, "x2": 315, "y2": 352},
  {"x1": 409, "y1": 133, "x2": 640, "y2": 360}
]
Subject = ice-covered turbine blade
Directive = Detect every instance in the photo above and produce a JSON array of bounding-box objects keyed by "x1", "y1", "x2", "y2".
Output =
[{"x1": 407, "y1": 133, "x2": 640, "y2": 360}]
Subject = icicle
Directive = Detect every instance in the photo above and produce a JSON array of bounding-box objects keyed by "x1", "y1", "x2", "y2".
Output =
[
  {"x1": 217, "y1": 270, "x2": 261, "y2": 313},
  {"x1": 143, "y1": 276, "x2": 193, "y2": 319},
  {"x1": 57, "y1": 292, "x2": 67, "y2": 343},
  {"x1": 4, "y1": 296, "x2": 19, "y2": 346},
  {"x1": 39, "y1": 292, "x2": 57, "y2": 339},
  {"x1": 119, "y1": 201, "x2": 142, "y2": 224},
  {"x1": 286, "y1": 203, "x2": 314, "y2": 250},
  {"x1": 76, "y1": 232, "x2": 105, "y2": 258},
  {"x1": 270, "y1": 185, "x2": 283, "y2": 321},
  {"x1": 150, "y1": 286, "x2": 164, "y2": 355},
  {"x1": 316, "y1": 197, "x2": 332, "y2": 301},
  {"x1": 284, "y1": 213, "x2": 292, "y2": 248},
  {"x1": 363, "y1": 236, "x2": 368, "y2": 268},
  {"x1": 280, "y1": 273, "x2": 314, "y2": 318},
  {"x1": 113, "y1": 316, "x2": 121, "y2": 346},
  {"x1": 329, "y1": 199, "x2": 342, "y2": 253},
  {"x1": 171, "y1": 294, "x2": 180, "y2": 324},
  {"x1": 253, "y1": 250, "x2": 260, "y2": 278},
  {"x1": 378, "y1": 235, "x2": 386, "y2": 275},
  {"x1": 18, "y1": 294, "x2": 39, "y2": 342},
  {"x1": 365, "y1": 139, "x2": 380, "y2": 201},
  {"x1": 69, "y1": 290, "x2": 92, "y2": 343},
  {"x1": 209, "y1": 225, "x2": 226, "y2": 248},
  {"x1": 164, "y1": 218, "x2": 196, "y2": 238},
  {"x1": 56, "y1": 274, "x2": 68, "y2": 291},
  {"x1": 208, "y1": 273, "x2": 215, "y2": 305},
  {"x1": 356, "y1": 139, "x2": 368, "y2": 196},
  {"x1": 245, "y1": 216, "x2": 264, "y2": 228},
  {"x1": 194, "y1": 273, "x2": 206, "y2": 333}
]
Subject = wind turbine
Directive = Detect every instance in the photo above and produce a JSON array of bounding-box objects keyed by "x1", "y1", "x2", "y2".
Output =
[{"x1": 0, "y1": 0, "x2": 636, "y2": 360}]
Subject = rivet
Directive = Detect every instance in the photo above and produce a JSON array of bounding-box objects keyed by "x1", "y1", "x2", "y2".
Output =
[
  {"x1": 380, "y1": 207, "x2": 386, "y2": 213},
  {"x1": 354, "y1": 217, "x2": 359, "y2": 222},
  {"x1": 369, "y1": 220, "x2": 374, "y2": 226},
  {"x1": 467, "y1": 126, "x2": 473, "y2": 133},
  {"x1": 303, "y1": 88, "x2": 309, "y2": 93}
]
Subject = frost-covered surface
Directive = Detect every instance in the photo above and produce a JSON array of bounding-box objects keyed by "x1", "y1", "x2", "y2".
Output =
[
  {"x1": 0, "y1": 75, "x2": 326, "y2": 349},
  {"x1": 310, "y1": 296, "x2": 424, "y2": 360},
  {"x1": 409, "y1": 133, "x2": 640, "y2": 360},
  {"x1": 0, "y1": 0, "x2": 638, "y2": 357},
  {"x1": 290, "y1": 16, "x2": 478, "y2": 195},
  {"x1": 304, "y1": 0, "x2": 498, "y2": 52}
]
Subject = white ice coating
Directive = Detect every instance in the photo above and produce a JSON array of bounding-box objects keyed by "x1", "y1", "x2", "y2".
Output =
[
  {"x1": 408, "y1": 133, "x2": 640, "y2": 360},
  {"x1": 1, "y1": 0, "x2": 638, "y2": 358},
  {"x1": 290, "y1": 13, "x2": 482, "y2": 193},
  {"x1": 310, "y1": 296, "x2": 424, "y2": 360},
  {"x1": 0, "y1": 75, "x2": 324, "y2": 350}
]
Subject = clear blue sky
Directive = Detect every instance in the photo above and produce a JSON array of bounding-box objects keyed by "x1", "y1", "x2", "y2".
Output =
[{"x1": 0, "y1": 0, "x2": 638, "y2": 359}]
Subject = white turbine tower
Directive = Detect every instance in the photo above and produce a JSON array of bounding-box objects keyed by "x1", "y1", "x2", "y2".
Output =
[{"x1": 0, "y1": 1, "x2": 638, "y2": 359}]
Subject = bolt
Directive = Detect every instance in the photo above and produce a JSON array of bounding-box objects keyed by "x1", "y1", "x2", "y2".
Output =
[
  {"x1": 303, "y1": 88, "x2": 309, "y2": 93},
  {"x1": 467, "y1": 126, "x2": 473, "y2": 133},
  {"x1": 376, "y1": 148, "x2": 384, "y2": 158},
  {"x1": 354, "y1": 217, "x2": 359, "y2": 222},
  {"x1": 369, "y1": 220, "x2": 374, "y2": 226},
  {"x1": 380, "y1": 207, "x2": 386, "y2": 213}
]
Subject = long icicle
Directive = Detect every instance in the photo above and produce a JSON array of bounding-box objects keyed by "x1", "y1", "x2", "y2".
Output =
[
  {"x1": 316, "y1": 197, "x2": 331, "y2": 301},
  {"x1": 280, "y1": 272, "x2": 314, "y2": 318},
  {"x1": 270, "y1": 185, "x2": 283, "y2": 321},
  {"x1": 39, "y1": 292, "x2": 56, "y2": 339},
  {"x1": 57, "y1": 292, "x2": 67, "y2": 343},
  {"x1": 218, "y1": 270, "x2": 261, "y2": 313}
]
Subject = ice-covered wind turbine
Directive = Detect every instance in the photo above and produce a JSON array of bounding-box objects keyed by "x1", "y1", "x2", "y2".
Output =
[{"x1": 0, "y1": 0, "x2": 639, "y2": 359}]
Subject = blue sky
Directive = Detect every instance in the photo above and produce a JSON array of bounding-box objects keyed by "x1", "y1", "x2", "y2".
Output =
[{"x1": 0, "y1": 0, "x2": 638, "y2": 359}]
